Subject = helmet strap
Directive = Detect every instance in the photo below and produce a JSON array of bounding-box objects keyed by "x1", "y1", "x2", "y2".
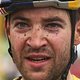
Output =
[
  {"x1": 61, "y1": 45, "x2": 77, "y2": 80},
  {"x1": 61, "y1": 10, "x2": 78, "y2": 80},
  {"x1": 8, "y1": 38, "x2": 13, "y2": 57}
]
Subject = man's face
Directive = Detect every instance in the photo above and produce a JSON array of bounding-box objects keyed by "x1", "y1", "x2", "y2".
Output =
[{"x1": 8, "y1": 7, "x2": 71, "y2": 80}]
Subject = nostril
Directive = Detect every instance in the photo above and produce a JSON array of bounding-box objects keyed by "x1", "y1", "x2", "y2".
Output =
[
  {"x1": 26, "y1": 39, "x2": 47, "y2": 49},
  {"x1": 37, "y1": 28, "x2": 40, "y2": 31},
  {"x1": 43, "y1": 44, "x2": 47, "y2": 48}
]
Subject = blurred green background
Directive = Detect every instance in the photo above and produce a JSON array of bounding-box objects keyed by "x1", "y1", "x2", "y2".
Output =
[{"x1": 0, "y1": 15, "x2": 20, "y2": 80}]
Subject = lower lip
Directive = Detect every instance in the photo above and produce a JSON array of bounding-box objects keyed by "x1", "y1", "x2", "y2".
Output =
[{"x1": 25, "y1": 59, "x2": 51, "y2": 68}]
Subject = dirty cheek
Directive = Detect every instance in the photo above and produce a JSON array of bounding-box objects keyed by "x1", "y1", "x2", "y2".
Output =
[
  {"x1": 24, "y1": 33, "x2": 26, "y2": 36},
  {"x1": 10, "y1": 32, "x2": 26, "y2": 52},
  {"x1": 37, "y1": 28, "x2": 40, "y2": 31},
  {"x1": 44, "y1": 32, "x2": 66, "y2": 54}
]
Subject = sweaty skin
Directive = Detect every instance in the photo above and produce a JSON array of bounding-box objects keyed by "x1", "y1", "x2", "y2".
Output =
[{"x1": 7, "y1": 7, "x2": 71, "y2": 80}]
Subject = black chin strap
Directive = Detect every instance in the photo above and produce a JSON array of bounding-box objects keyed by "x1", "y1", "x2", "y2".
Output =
[
  {"x1": 61, "y1": 10, "x2": 78, "y2": 80},
  {"x1": 8, "y1": 38, "x2": 12, "y2": 57},
  {"x1": 61, "y1": 46, "x2": 77, "y2": 80}
]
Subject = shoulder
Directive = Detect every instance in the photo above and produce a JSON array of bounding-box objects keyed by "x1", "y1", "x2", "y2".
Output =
[
  {"x1": 13, "y1": 76, "x2": 22, "y2": 80},
  {"x1": 71, "y1": 75, "x2": 80, "y2": 80}
]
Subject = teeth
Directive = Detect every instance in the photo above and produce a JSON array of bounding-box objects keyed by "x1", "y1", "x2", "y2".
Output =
[
  {"x1": 27, "y1": 57, "x2": 49, "y2": 62},
  {"x1": 32, "y1": 58, "x2": 46, "y2": 61}
]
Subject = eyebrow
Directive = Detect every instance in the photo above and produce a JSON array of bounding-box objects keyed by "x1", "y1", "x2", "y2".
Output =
[
  {"x1": 42, "y1": 16, "x2": 66, "y2": 25},
  {"x1": 12, "y1": 16, "x2": 66, "y2": 25},
  {"x1": 12, "y1": 16, "x2": 31, "y2": 23}
]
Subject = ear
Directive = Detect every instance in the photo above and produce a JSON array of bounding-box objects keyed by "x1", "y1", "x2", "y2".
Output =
[{"x1": 74, "y1": 20, "x2": 80, "y2": 45}]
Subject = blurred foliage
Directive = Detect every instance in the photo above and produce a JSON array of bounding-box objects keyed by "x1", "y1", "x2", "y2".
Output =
[
  {"x1": 0, "y1": 15, "x2": 9, "y2": 80},
  {"x1": 0, "y1": 14, "x2": 20, "y2": 80}
]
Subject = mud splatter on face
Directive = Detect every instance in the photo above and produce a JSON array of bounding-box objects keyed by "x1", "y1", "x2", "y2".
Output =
[
  {"x1": 37, "y1": 28, "x2": 40, "y2": 31},
  {"x1": 24, "y1": 34, "x2": 26, "y2": 36},
  {"x1": 18, "y1": 37, "x2": 19, "y2": 38},
  {"x1": 46, "y1": 35, "x2": 48, "y2": 37}
]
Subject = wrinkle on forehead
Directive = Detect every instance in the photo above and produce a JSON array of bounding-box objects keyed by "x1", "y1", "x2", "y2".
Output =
[{"x1": 10, "y1": 7, "x2": 70, "y2": 22}]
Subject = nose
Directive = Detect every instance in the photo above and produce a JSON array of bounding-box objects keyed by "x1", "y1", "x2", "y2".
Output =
[{"x1": 26, "y1": 27, "x2": 47, "y2": 49}]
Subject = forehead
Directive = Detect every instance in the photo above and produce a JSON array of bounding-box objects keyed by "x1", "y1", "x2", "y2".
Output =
[{"x1": 11, "y1": 7, "x2": 70, "y2": 21}]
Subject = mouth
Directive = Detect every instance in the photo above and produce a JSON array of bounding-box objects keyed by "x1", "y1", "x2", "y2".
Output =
[
  {"x1": 26, "y1": 55, "x2": 50, "y2": 62},
  {"x1": 24, "y1": 54, "x2": 51, "y2": 68}
]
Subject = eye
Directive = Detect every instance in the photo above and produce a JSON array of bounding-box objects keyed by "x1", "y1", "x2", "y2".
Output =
[
  {"x1": 14, "y1": 22, "x2": 30, "y2": 29},
  {"x1": 45, "y1": 22, "x2": 62, "y2": 28},
  {"x1": 44, "y1": 22, "x2": 63, "y2": 32}
]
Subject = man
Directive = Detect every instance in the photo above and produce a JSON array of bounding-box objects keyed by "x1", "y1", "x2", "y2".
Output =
[{"x1": 0, "y1": 0, "x2": 80, "y2": 80}]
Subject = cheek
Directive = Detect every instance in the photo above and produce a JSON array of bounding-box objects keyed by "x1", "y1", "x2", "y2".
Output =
[
  {"x1": 47, "y1": 32, "x2": 71, "y2": 72},
  {"x1": 47, "y1": 29, "x2": 71, "y2": 59},
  {"x1": 10, "y1": 32, "x2": 25, "y2": 53}
]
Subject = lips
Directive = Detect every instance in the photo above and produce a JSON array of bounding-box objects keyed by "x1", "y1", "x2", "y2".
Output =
[
  {"x1": 24, "y1": 54, "x2": 51, "y2": 68},
  {"x1": 25, "y1": 54, "x2": 51, "y2": 62}
]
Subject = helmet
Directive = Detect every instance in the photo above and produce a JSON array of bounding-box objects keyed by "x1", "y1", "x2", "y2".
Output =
[
  {"x1": 0, "y1": 0, "x2": 80, "y2": 15},
  {"x1": 0, "y1": 0, "x2": 80, "y2": 80}
]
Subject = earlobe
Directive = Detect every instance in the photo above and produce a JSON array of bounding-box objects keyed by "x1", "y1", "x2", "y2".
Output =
[{"x1": 74, "y1": 20, "x2": 80, "y2": 45}]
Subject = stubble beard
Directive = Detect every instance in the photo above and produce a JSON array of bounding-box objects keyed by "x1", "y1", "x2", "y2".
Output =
[{"x1": 11, "y1": 44, "x2": 70, "y2": 80}]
